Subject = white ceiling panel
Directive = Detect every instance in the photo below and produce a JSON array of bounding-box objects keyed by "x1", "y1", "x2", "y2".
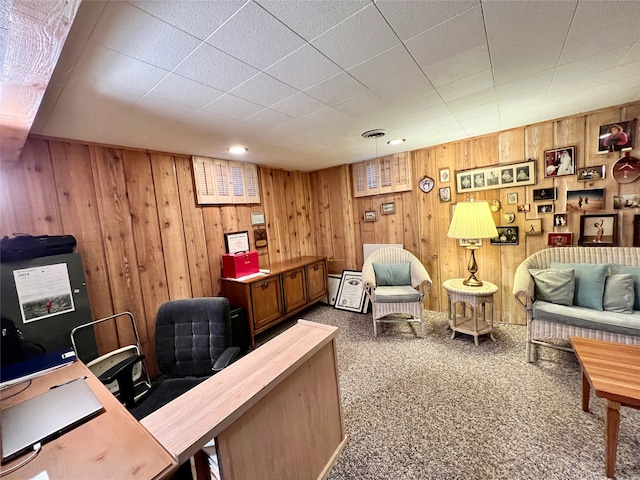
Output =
[
  {"x1": 205, "y1": 1, "x2": 305, "y2": 70},
  {"x1": 129, "y1": 0, "x2": 246, "y2": 41},
  {"x1": 311, "y1": 4, "x2": 401, "y2": 70},
  {"x1": 18, "y1": 0, "x2": 640, "y2": 171}
]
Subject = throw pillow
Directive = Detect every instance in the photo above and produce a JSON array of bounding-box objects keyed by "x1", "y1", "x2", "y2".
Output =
[
  {"x1": 530, "y1": 269, "x2": 575, "y2": 306},
  {"x1": 373, "y1": 263, "x2": 411, "y2": 286},
  {"x1": 550, "y1": 262, "x2": 610, "y2": 311},
  {"x1": 603, "y1": 274, "x2": 635, "y2": 314},
  {"x1": 610, "y1": 265, "x2": 640, "y2": 310}
]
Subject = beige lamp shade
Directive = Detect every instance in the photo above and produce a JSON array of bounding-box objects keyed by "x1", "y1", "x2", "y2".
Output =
[{"x1": 447, "y1": 201, "x2": 498, "y2": 239}]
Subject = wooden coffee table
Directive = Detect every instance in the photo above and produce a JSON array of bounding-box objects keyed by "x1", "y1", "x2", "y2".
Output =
[{"x1": 570, "y1": 336, "x2": 640, "y2": 478}]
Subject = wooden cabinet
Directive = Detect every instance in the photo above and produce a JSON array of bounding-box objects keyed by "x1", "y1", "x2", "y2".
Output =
[{"x1": 222, "y1": 256, "x2": 328, "y2": 348}]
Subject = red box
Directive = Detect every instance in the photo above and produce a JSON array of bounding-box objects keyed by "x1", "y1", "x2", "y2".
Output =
[{"x1": 222, "y1": 251, "x2": 259, "y2": 278}]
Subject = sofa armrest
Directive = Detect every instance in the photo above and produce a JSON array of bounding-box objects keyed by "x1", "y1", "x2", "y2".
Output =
[{"x1": 513, "y1": 262, "x2": 535, "y2": 312}]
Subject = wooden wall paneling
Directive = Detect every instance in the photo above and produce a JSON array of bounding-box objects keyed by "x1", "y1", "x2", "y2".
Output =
[
  {"x1": 261, "y1": 168, "x2": 286, "y2": 263},
  {"x1": 283, "y1": 171, "x2": 301, "y2": 259},
  {"x1": 328, "y1": 166, "x2": 356, "y2": 270},
  {"x1": 401, "y1": 156, "x2": 420, "y2": 256},
  {"x1": 175, "y1": 156, "x2": 214, "y2": 298},
  {"x1": 295, "y1": 171, "x2": 315, "y2": 257},
  {"x1": 310, "y1": 170, "x2": 335, "y2": 265},
  {"x1": 89, "y1": 146, "x2": 156, "y2": 375},
  {"x1": 235, "y1": 205, "x2": 253, "y2": 244},
  {"x1": 122, "y1": 150, "x2": 170, "y2": 377},
  {"x1": 48, "y1": 140, "x2": 117, "y2": 355},
  {"x1": 150, "y1": 153, "x2": 192, "y2": 300},
  {"x1": 0, "y1": 164, "x2": 19, "y2": 235},
  {"x1": 356, "y1": 196, "x2": 375, "y2": 268},
  {"x1": 202, "y1": 207, "x2": 225, "y2": 295},
  {"x1": 5, "y1": 139, "x2": 63, "y2": 235},
  {"x1": 417, "y1": 149, "x2": 440, "y2": 311}
]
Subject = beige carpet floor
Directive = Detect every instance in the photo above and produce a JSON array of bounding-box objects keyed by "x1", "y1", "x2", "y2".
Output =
[{"x1": 256, "y1": 304, "x2": 640, "y2": 480}]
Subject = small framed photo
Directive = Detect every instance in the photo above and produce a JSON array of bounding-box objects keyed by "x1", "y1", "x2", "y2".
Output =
[
  {"x1": 517, "y1": 204, "x2": 530, "y2": 213},
  {"x1": 566, "y1": 188, "x2": 604, "y2": 212},
  {"x1": 250, "y1": 212, "x2": 265, "y2": 226},
  {"x1": 364, "y1": 210, "x2": 378, "y2": 222},
  {"x1": 224, "y1": 231, "x2": 250, "y2": 254},
  {"x1": 439, "y1": 167, "x2": 450, "y2": 183},
  {"x1": 525, "y1": 219, "x2": 542, "y2": 236},
  {"x1": 614, "y1": 194, "x2": 640, "y2": 209},
  {"x1": 598, "y1": 120, "x2": 635, "y2": 153},
  {"x1": 544, "y1": 146, "x2": 575, "y2": 177},
  {"x1": 381, "y1": 202, "x2": 396, "y2": 215},
  {"x1": 438, "y1": 187, "x2": 451, "y2": 203},
  {"x1": 507, "y1": 192, "x2": 518, "y2": 204},
  {"x1": 548, "y1": 232, "x2": 573, "y2": 247},
  {"x1": 458, "y1": 238, "x2": 483, "y2": 247},
  {"x1": 553, "y1": 213, "x2": 567, "y2": 227},
  {"x1": 490, "y1": 226, "x2": 519, "y2": 245},
  {"x1": 533, "y1": 188, "x2": 556, "y2": 201},
  {"x1": 577, "y1": 165, "x2": 605, "y2": 181},
  {"x1": 579, "y1": 214, "x2": 618, "y2": 246},
  {"x1": 537, "y1": 204, "x2": 554, "y2": 214},
  {"x1": 634, "y1": 215, "x2": 640, "y2": 247}
]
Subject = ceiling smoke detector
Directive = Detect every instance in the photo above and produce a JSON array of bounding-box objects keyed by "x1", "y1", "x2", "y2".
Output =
[{"x1": 361, "y1": 129, "x2": 387, "y2": 139}]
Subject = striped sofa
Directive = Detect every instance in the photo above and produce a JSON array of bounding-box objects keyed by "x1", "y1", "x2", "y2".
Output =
[{"x1": 513, "y1": 247, "x2": 640, "y2": 362}]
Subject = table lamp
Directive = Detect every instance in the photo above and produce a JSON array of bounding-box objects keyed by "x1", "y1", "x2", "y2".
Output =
[{"x1": 447, "y1": 200, "x2": 498, "y2": 286}]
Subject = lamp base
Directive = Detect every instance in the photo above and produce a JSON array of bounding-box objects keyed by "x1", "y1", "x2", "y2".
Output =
[
  {"x1": 464, "y1": 245, "x2": 484, "y2": 287},
  {"x1": 463, "y1": 275, "x2": 484, "y2": 287}
]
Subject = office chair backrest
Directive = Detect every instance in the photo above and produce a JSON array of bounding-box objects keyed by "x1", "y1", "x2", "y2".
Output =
[{"x1": 155, "y1": 297, "x2": 230, "y2": 377}]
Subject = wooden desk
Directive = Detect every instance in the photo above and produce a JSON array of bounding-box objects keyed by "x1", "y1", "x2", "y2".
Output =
[
  {"x1": 570, "y1": 337, "x2": 640, "y2": 478},
  {"x1": 0, "y1": 361, "x2": 176, "y2": 479},
  {"x1": 142, "y1": 320, "x2": 345, "y2": 480}
]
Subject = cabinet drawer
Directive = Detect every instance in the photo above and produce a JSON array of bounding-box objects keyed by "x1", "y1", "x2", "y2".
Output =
[
  {"x1": 250, "y1": 277, "x2": 283, "y2": 330},
  {"x1": 306, "y1": 260, "x2": 327, "y2": 302},
  {"x1": 283, "y1": 267, "x2": 307, "y2": 312}
]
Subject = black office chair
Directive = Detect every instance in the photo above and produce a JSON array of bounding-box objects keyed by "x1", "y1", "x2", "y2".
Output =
[{"x1": 101, "y1": 297, "x2": 240, "y2": 420}]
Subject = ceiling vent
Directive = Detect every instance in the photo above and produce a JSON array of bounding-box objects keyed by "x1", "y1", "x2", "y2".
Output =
[{"x1": 361, "y1": 129, "x2": 387, "y2": 139}]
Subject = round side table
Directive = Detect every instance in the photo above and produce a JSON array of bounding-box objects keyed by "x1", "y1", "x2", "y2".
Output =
[{"x1": 442, "y1": 278, "x2": 498, "y2": 346}]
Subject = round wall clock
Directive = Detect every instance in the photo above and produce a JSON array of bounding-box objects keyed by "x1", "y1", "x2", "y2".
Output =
[
  {"x1": 612, "y1": 156, "x2": 640, "y2": 184},
  {"x1": 490, "y1": 199, "x2": 501, "y2": 212},
  {"x1": 418, "y1": 176, "x2": 435, "y2": 193}
]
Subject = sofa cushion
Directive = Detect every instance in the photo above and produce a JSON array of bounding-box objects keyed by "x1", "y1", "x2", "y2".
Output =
[
  {"x1": 532, "y1": 300, "x2": 640, "y2": 337},
  {"x1": 603, "y1": 274, "x2": 636, "y2": 314},
  {"x1": 610, "y1": 265, "x2": 640, "y2": 310},
  {"x1": 373, "y1": 263, "x2": 411, "y2": 286},
  {"x1": 374, "y1": 285, "x2": 421, "y2": 303},
  {"x1": 530, "y1": 269, "x2": 575, "y2": 306},
  {"x1": 549, "y1": 262, "x2": 610, "y2": 310}
]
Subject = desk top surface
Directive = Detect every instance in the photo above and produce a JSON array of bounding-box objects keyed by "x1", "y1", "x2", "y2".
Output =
[
  {"x1": 570, "y1": 336, "x2": 640, "y2": 407},
  {"x1": 0, "y1": 361, "x2": 176, "y2": 480}
]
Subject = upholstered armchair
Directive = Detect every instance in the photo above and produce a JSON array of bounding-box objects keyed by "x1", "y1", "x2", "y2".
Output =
[{"x1": 362, "y1": 248, "x2": 432, "y2": 337}]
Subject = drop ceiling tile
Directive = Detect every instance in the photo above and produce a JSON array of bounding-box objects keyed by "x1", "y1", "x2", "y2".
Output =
[
  {"x1": 554, "y1": 46, "x2": 632, "y2": 84},
  {"x1": 462, "y1": 118, "x2": 502, "y2": 137},
  {"x1": 300, "y1": 107, "x2": 369, "y2": 136},
  {"x1": 608, "y1": 61, "x2": 640, "y2": 83},
  {"x1": 311, "y1": 5, "x2": 400, "y2": 70},
  {"x1": 446, "y1": 88, "x2": 497, "y2": 113},
  {"x1": 492, "y1": 45, "x2": 561, "y2": 85},
  {"x1": 202, "y1": 94, "x2": 263, "y2": 121},
  {"x1": 376, "y1": 0, "x2": 478, "y2": 41},
  {"x1": 333, "y1": 91, "x2": 401, "y2": 124},
  {"x1": 436, "y1": 69, "x2": 494, "y2": 102},
  {"x1": 304, "y1": 72, "x2": 369, "y2": 105},
  {"x1": 242, "y1": 108, "x2": 293, "y2": 128},
  {"x1": 71, "y1": 42, "x2": 170, "y2": 93},
  {"x1": 148, "y1": 73, "x2": 225, "y2": 108},
  {"x1": 130, "y1": 0, "x2": 245, "y2": 40},
  {"x1": 256, "y1": 0, "x2": 369, "y2": 41},
  {"x1": 230, "y1": 73, "x2": 299, "y2": 107},
  {"x1": 561, "y1": 26, "x2": 639, "y2": 65},
  {"x1": 265, "y1": 44, "x2": 342, "y2": 91},
  {"x1": 205, "y1": 1, "x2": 305, "y2": 70},
  {"x1": 89, "y1": 2, "x2": 201, "y2": 70},
  {"x1": 405, "y1": 6, "x2": 489, "y2": 86},
  {"x1": 174, "y1": 43, "x2": 259, "y2": 92},
  {"x1": 621, "y1": 43, "x2": 640, "y2": 64},
  {"x1": 494, "y1": 69, "x2": 554, "y2": 100},
  {"x1": 548, "y1": 70, "x2": 612, "y2": 98},
  {"x1": 384, "y1": 89, "x2": 442, "y2": 115},
  {"x1": 567, "y1": 1, "x2": 640, "y2": 41},
  {"x1": 483, "y1": 0, "x2": 574, "y2": 65},
  {"x1": 348, "y1": 45, "x2": 425, "y2": 91},
  {"x1": 454, "y1": 102, "x2": 499, "y2": 122},
  {"x1": 269, "y1": 93, "x2": 327, "y2": 118}
]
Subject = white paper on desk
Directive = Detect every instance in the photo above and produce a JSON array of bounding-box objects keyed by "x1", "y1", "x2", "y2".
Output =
[
  {"x1": 232, "y1": 272, "x2": 266, "y2": 281},
  {"x1": 30, "y1": 472, "x2": 50, "y2": 480}
]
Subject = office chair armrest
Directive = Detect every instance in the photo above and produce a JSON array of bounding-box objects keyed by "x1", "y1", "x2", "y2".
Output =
[
  {"x1": 98, "y1": 354, "x2": 145, "y2": 408},
  {"x1": 212, "y1": 347, "x2": 240, "y2": 373}
]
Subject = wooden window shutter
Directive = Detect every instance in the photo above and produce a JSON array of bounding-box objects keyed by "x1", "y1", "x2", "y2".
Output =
[
  {"x1": 192, "y1": 156, "x2": 260, "y2": 204},
  {"x1": 352, "y1": 162, "x2": 366, "y2": 197},
  {"x1": 365, "y1": 159, "x2": 379, "y2": 195},
  {"x1": 378, "y1": 156, "x2": 393, "y2": 194},
  {"x1": 244, "y1": 164, "x2": 261, "y2": 204},
  {"x1": 392, "y1": 152, "x2": 411, "y2": 191}
]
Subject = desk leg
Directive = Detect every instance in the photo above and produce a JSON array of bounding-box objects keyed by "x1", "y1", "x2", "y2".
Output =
[
  {"x1": 581, "y1": 370, "x2": 590, "y2": 412},
  {"x1": 605, "y1": 400, "x2": 621, "y2": 479}
]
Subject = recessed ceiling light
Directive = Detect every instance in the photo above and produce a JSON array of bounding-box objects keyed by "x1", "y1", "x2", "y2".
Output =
[
  {"x1": 228, "y1": 146, "x2": 248, "y2": 154},
  {"x1": 387, "y1": 138, "x2": 406, "y2": 145}
]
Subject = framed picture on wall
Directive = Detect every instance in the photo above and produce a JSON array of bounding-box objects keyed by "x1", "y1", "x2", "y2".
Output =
[
  {"x1": 455, "y1": 160, "x2": 535, "y2": 193},
  {"x1": 566, "y1": 189, "x2": 604, "y2": 212},
  {"x1": 490, "y1": 226, "x2": 519, "y2": 245},
  {"x1": 525, "y1": 219, "x2": 542, "y2": 235},
  {"x1": 544, "y1": 146, "x2": 575, "y2": 177},
  {"x1": 579, "y1": 214, "x2": 618, "y2": 246},
  {"x1": 548, "y1": 232, "x2": 573, "y2": 247},
  {"x1": 635, "y1": 215, "x2": 640, "y2": 247},
  {"x1": 598, "y1": 120, "x2": 635, "y2": 153},
  {"x1": 577, "y1": 165, "x2": 605, "y2": 181}
]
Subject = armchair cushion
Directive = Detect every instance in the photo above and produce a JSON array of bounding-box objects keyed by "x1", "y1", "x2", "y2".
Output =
[
  {"x1": 610, "y1": 265, "x2": 640, "y2": 310},
  {"x1": 374, "y1": 285, "x2": 421, "y2": 303},
  {"x1": 529, "y1": 269, "x2": 575, "y2": 306},
  {"x1": 373, "y1": 263, "x2": 411, "y2": 286}
]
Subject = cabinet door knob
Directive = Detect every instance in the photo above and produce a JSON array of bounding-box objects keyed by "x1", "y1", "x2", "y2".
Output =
[
  {"x1": 262, "y1": 281, "x2": 269, "y2": 289},
  {"x1": 291, "y1": 272, "x2": 297, "y2": 279},
  {"x1": 313, "y1": 265, "x2": 319, "y2": 271}
]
